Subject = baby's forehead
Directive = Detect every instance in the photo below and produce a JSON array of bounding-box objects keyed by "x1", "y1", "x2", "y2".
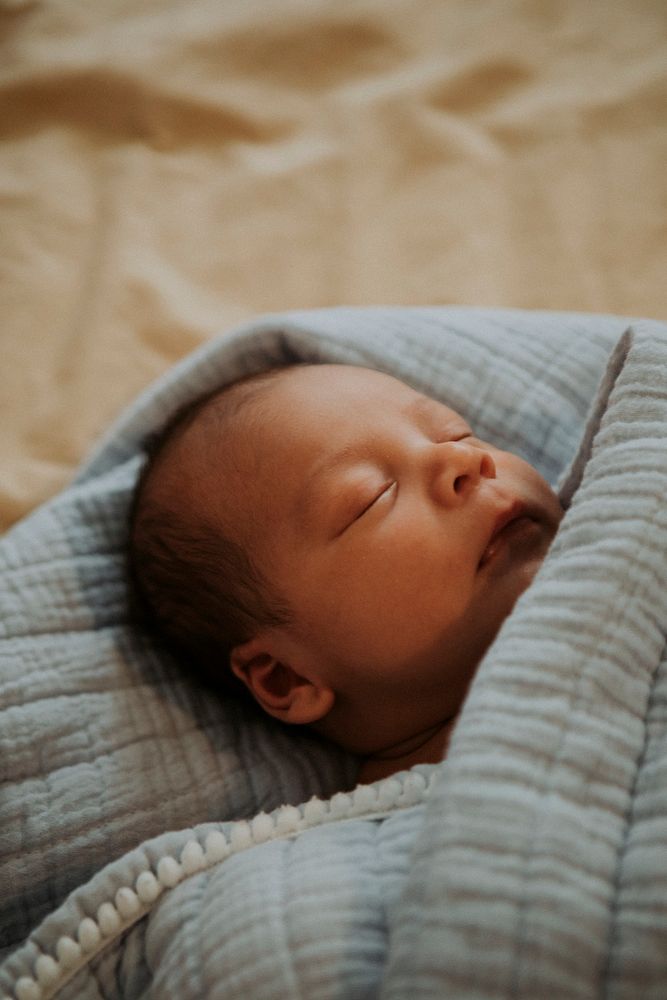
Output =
[
  {"x1": 263, "y1": 363, "x2": 462, "y2": 423},
  {"x1": 242, "y1": 362, "x2": 433, "y2": 413},
  {"x1": 184, "y1": 362, "x2": 460, "y2": 472},
  {"x1": 193, "y1": 365, "x2": 467, "y2": 467}
]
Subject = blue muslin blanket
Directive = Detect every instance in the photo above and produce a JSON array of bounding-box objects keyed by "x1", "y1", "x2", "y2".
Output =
[{"x1": 2, "y1": 306, "x2": 667, "y2": 999}]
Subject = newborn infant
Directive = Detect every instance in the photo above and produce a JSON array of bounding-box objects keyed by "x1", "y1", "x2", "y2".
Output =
[{"x1": 129, "y1": 363, "x2": 563, "y2": 782}]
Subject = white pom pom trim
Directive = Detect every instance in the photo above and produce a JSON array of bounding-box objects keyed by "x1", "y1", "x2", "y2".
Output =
[
  {"x1": 34, "y1": 956, "x2": 59, "y2": 989},
  {"x1": 54, "y1": 938, "x2": 80, "y2": 969},
  {"x1": 181, "y1": 840, "x2": 206, "y2": 875},
  {"x1": 204, "y1": 830, "x2": 229, "y2": 863},
  {"x1": 250, "y1": 812, "x2": 275, "y2": 843},
  {"x1": 156, "y1": 856, "x2": 183, "y2": 889},
  {"x1": 5, "y1": 768, "x2": 435, "y2": 1000},
  {"x1": 14, "y1": 977, "x2": 41, "y2": 1000},
  {"x1": 115, "y1": 887, "x2": 141, "y2": 920},
  {"x1": 275, "y1": 804, "x2": 301, "y2": 834},
  {"x1": 77, "y1": 918, "x2": 100, "y2": 954},
  {"x1": 97, "y1": 903, "x2": 121, "y2": 937},
  {"x1": 135, "y1": 871, "x2": 161, "y2": 904}
]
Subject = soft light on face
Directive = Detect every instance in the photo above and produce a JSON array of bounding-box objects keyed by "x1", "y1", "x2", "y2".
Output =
[{"x1": 223, "y1": 364, "x2": 564, "y2": 754}]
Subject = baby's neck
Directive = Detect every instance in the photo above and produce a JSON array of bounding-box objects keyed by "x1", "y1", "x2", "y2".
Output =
[{"x1": 356, "y1": 717, "x2": 457, "y2": 784}]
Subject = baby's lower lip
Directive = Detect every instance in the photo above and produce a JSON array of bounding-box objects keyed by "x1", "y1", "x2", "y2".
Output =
[{"x1": 478, "y1": 515, "x2": 535, "y2": 568}]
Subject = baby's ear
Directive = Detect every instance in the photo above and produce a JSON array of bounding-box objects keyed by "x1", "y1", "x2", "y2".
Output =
[{"x1": 230, "y1": 635, "x2": 334, "y2": 725}]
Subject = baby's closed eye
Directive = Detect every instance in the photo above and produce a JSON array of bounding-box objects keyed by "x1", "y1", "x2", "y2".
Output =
[
  {"x1": 336, "y1": 480, "x2": 397, "y2": 535},
  {"x1": 359, "y1": 480, "x2": 397, "y2": 518}
]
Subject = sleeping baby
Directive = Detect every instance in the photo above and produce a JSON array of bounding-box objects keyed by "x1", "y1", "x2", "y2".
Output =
[{"x1": 128, "y1": 363, "x2": 563, "y2": 782}]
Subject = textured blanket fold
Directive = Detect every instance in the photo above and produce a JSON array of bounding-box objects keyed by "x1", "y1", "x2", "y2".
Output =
[{"x1": 3, "y1": 306, "x2": 667, "y2": 999}]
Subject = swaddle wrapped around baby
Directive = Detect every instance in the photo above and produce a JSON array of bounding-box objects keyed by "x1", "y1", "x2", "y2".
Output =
[{"x1": 3, "y1": 306, "x2": 667, "y2": 1000}]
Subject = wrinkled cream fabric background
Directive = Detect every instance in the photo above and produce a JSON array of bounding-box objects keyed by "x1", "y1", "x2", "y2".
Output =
[{"x1": 1, "y1": 0, "x2": 666, "y2": 531}]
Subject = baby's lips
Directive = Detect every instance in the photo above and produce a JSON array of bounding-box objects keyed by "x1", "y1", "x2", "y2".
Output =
[{"x1": 478, "y1": 499, "x2": 529, "y2": 567}]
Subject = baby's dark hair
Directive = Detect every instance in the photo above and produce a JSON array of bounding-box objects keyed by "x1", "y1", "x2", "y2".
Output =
[{"x1": 127, "y1": 366, "x2": 297, "y2": 699}]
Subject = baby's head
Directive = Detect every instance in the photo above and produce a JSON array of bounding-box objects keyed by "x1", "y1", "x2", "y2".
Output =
[{"x1": 129, "y1": 363, "x2": 563, "y2": 757}]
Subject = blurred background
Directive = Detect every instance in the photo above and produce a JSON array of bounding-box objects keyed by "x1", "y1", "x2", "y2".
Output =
[{"x1": 1, "y1": 0, "x2": 666, "y2": 531}]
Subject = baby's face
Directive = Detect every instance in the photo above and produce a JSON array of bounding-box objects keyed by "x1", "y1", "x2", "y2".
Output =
[{"x1": 225, "y1": 364, "x2": 563, "y2": 752}]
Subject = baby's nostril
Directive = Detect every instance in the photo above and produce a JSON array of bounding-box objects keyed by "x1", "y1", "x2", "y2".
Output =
[{"x1": 453, "y1": 474, "x2": 468, "y2": 494}]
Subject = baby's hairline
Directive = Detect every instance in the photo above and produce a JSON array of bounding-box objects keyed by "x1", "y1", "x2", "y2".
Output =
[
  {"x1": 132, "y1": 361, "x2": 321, "y2": 572},
  {"x1": 139, "y1": 365, "x2": 299, "y2": 497},
  {"x1": 126, "y1": 364, "x2": 306, "y2": 700}
]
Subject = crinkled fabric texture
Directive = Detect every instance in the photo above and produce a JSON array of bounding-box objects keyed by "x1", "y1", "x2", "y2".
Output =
[
  {"x1": 0, "y1": 305, "x2": 627, "y2": 957},
  {"x1": 3, "y1": 313, "x2": 667, "y2": 1000},
  {"x1": 3, "y1": 0, "x2": 667, "y2": 535}
]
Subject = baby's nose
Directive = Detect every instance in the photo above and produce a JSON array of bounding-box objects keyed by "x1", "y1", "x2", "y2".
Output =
[{"x1": 432, "y1": 440, "x2": 496, "y2": 504}]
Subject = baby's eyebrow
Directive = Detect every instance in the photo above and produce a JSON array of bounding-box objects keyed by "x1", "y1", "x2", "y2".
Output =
[
  {"x1": 408, "y1": 393, "x2": 471, "y2": 434},
  {"x1": 406, "y1": 393, "x2": 439, "y2": 422}
]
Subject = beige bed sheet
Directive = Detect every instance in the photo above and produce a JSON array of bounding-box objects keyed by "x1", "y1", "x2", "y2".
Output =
[{"x1": 1, "y1": 0, "x2": 666, "y2": 532}]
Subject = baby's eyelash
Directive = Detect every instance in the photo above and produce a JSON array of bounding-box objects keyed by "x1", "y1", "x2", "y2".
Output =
[
  {"x1": 356, "y1": 481, "x2": 396, "y2": 520},
  {"x1": 334, "y1": 481, "x2": 397, "y2": 539},
  {"x1": 432, "y1": 428, "x2": 472, "y2": 444}
]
